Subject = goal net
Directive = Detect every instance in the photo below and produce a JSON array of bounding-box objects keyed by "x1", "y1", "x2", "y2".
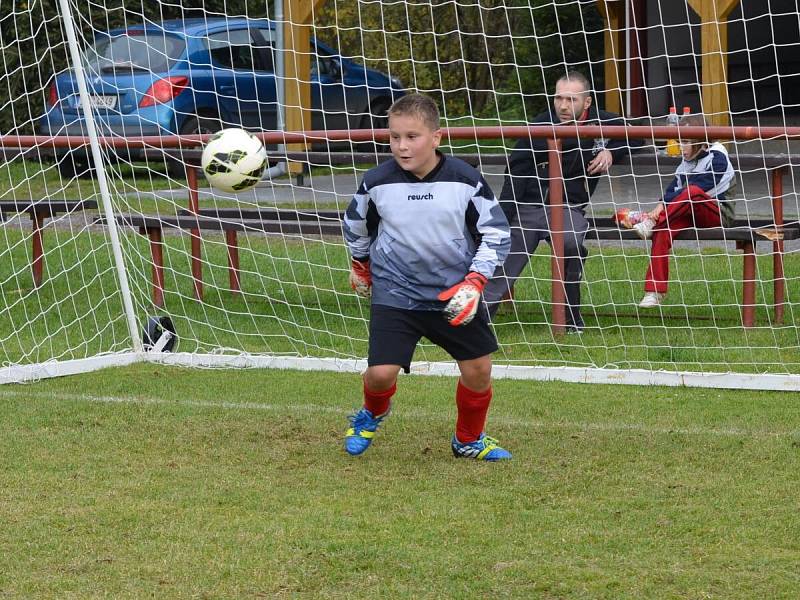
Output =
[{"x1": 1, "y1": 0, "x2": 798, "y2": 390}]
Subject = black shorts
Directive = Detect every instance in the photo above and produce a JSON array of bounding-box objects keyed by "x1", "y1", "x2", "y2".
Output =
[{"x1": 368, "y1": 303, "x2": 498, "y2": 373}]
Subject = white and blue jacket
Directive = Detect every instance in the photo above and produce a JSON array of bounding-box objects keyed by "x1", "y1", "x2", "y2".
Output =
[
  {"x1": 343, "y1": 154, "x2": 511, "y2": 310},
  {"x1": 663, "y1": 142, "x2": 736, "y2": 226}
]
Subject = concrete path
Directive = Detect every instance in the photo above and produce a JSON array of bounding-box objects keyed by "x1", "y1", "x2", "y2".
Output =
[{"x1": 136, "y1": 156, "x2": 800, "y2": 220}]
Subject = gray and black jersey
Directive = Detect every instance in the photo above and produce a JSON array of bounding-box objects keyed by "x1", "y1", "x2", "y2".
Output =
[{"x1": 344, "y1": 154, "x2": 511, "y2": 311}]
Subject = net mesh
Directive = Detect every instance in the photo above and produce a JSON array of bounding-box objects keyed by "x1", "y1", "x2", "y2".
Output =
[{"x1": 1, "y1": 0, "x2": 798, "y2": 384}]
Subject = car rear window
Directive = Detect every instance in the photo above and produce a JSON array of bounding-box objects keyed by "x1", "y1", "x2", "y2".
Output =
[{"x1": 87, "y1": 32, "x2": 185, "y2": 74}]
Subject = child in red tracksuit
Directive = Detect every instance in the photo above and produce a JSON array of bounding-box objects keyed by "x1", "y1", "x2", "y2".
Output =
[{"x1": 617, "y1": 114, "x2": 735, "y2": 308}]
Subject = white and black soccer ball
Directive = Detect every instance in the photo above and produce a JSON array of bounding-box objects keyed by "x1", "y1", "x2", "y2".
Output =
[{"x1": 201, "y1": 128, "x2": 267, "y2": 193}]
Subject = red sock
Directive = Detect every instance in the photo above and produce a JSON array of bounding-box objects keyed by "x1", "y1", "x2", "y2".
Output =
[
  {"x1": 455, "y1": 380, "x2": 492, "y2": 443},
  {"x1": 363, "y1": 380, "x2": 395, "y2": 417}
]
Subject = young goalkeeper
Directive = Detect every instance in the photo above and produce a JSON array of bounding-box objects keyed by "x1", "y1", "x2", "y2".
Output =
[{"x1": 342, "y1": 93, "x2": 512, "y2": 461}]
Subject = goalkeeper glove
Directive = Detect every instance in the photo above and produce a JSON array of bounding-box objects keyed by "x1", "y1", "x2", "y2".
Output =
[
  {"x1": 437, "y1": 272, "x2": 488, "y2": 326},
  {"x1": 349, "y1": 257, "x2": 372, "y2": 298}
]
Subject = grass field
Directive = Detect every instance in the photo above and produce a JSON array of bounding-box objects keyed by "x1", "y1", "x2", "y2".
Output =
[
  {"x1": 0, "y1": 158, "x2": 176, "y2": 201},
  {"x1": 1, "y1": 364, "x2": 799, "y2": 597},
  {"x1": 2, "y1": 157, "x2": 800, "y2": 596}
]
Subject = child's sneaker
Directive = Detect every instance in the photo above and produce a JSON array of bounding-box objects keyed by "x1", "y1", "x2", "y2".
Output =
[
  {"x1": 639, "y1": 292, "x2": 665, "y2": 308},
  {"x1": 344, "y1": 407, "x2": 388, "y2": 456},
  {"x1": 633, "y1": 218, "x2": 655, "y2": 240},
  {"x1": 451, "y1": 433, "x2": 512, "y2": 461}
]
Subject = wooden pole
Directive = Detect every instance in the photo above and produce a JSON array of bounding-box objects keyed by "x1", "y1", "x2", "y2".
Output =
[
  {"x1": 283, "y1": 0, "x2": 326, "y2": 175},
  {"x1": 596, "y1": 0, "x2": 625, "y2": 115},
  {"x1": 628, "y1": 0, "x2": 647, "y2": 117},
  {"x1": 687, "y1": 0, "x2": 741, "y2": 126}
]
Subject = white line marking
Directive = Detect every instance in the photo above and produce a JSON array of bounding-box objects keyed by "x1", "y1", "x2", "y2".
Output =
[{"x1": 2, "y1": 389, "x2": 796, "y2": 439}]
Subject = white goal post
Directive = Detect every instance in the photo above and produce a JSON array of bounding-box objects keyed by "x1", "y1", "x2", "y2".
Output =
[{"x1": 1, "y1": 0, "x2": 799, "y2": 391}]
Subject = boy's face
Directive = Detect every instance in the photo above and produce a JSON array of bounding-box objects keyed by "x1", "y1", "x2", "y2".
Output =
[
  {"x1": 680, "y1": 140, "x2": 705, "y2": 161},
  {"x1": 553, "y1": 79, "x2": 592, "y2": 123},
  {"x1": 388, "y1": 113, "x2": 442, "y2": 178}
]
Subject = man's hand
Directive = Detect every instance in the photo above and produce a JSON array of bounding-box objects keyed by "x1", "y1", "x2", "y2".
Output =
[
  {"x1": 586, "y1": 149, "x2": 613, "y2": 175},
  {"x1": 437, "y1": 272, "x2": 488, "y2": 327},
  {"x1": 349, "y1": 258, "x2": 372, "y2": 298}
]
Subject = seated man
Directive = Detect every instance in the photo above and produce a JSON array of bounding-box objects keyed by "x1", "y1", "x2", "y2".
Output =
[{"x1": 483, "y1": 70, "x2": 635, "y2": 332}]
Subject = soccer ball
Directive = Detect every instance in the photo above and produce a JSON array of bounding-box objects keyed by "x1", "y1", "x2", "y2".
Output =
[{"x1": 201, "y1": 128, "x2": 267, "y2": 192}]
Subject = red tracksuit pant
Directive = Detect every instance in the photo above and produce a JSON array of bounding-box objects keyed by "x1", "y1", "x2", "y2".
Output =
[{"x1": 644, "y1": 194, "x2": 722, "y2": 294}]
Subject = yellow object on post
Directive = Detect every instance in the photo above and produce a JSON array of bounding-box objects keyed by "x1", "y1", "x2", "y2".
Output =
[
  {"x1": 665, "y1": 106, "x2": 680, "y2": 156},
  {"x1": 665, "y1": 140, "x2": 681, "y2": 156}
]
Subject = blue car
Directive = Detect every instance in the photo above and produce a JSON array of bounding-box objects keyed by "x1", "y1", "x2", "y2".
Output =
[{"x1": 40, "y1": 17, "x2": 405, "y2": 175}]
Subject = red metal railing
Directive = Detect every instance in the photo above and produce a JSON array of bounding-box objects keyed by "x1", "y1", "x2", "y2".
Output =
[{"x1": 5, "y1": 124, "x2": 800, "y2": 148}]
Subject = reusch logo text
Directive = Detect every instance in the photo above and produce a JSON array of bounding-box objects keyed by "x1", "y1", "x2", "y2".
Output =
[{"x1": 407, "y1": 192, "x2": 434, "y2": 201}]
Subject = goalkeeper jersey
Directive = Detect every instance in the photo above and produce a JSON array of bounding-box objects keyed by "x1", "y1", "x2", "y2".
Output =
[{"x1": 344, "y1": 153, "x2": 511, "y2": 311}]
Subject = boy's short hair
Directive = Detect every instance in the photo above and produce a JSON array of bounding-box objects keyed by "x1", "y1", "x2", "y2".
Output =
[
  {"x1": 679, "y1": 113, "x2": 707, "y2": 128},
  {"x1": 679, "y1": 113, "x2": 710, "y2": 147},
  {"x1": 388, "y1": 94, "x2": 440, "y2": 131},
  {"x1": 556, "y1": 70, "x2": 591, "y2": 95}
]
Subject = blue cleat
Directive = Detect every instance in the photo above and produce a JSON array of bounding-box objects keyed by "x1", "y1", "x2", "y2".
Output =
[
  {"x1": 344, "y1": 407, "x2": 389, "y2": 456},
  {"x1": 451, "y1": 433, "x2": 512, "y2": 461}
]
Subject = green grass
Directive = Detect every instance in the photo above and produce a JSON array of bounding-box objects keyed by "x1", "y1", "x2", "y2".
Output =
[
  {"x1": 0, "y1": 157, "x2": 177, "y2": 201},
  {"x1": 1, "y1": 364, "x2": 799, "y2": 597}
]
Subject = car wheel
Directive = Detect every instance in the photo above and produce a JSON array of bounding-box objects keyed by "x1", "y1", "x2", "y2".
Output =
[
  {"x1": 183, "y1": 115, "x2": 223, "y2": 136},
  {"x1": 358, "y1": 101, "x2": 391, "y2": 153},
  {"x1": 167, "y1": 115, "x2": 222, "y2": 178}
]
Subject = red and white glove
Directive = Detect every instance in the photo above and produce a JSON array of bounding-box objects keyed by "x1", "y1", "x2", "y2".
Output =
[
  {"x1": 349, "y1": 257, "x2": 372, "y2": 298},
  {"x1": 437, "y1": 272, "x2": 488, "y2": 326}
]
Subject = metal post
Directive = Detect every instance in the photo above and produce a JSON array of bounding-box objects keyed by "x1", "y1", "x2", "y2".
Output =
[
  {"x1": 275, "y1": 1, "x2": 285, "y2": 137},
  {"x1": 31, "y1": 209, "x2": 44, "y2": 287},
  {"x1": 143, "y1": 226, "x2": 165, "y2": 308},
  {"x1": 273, "y1": 0, "x2": 289, "y2": 178},
  {"x1": 57, "y1": 0, "x2": 142, "y2": 352},
  {"x1": 226, "y1": 230, "x2": 241, "y2": 293},
  {"x1": 186, "y1": 165, "x2": 203, "y2": 300},
  {"x1": 548, "y1": 139, "x2": 566, "y2": 334},
  {"x1": 771, "y1": 166, "x2": 786, "y2": 325},
  {"x1": 739, "y1": 241, "x2": 756, "y2": 328}
]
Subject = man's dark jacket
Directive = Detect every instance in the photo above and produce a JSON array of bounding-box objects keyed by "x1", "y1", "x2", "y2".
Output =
[{"x1": 499, "y1": 106, "x2": 635, "y2": 218}]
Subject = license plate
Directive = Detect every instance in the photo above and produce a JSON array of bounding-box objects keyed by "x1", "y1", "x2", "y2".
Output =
[{"x1": 88, "y1": 95, "x2": 117, "y2": 109}]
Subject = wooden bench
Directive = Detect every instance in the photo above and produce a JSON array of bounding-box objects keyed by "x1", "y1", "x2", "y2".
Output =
[
  {"x1": 104, "y1": 209, "x2": 343, "y2": 307},
  {"x1": 126, "y1": 148, "x2": 798, "y2": 329},
  {"x1": 0, "y1": 200, "x2": 98, "y2": 287},
  {"x1": 104, "y1": 209, "x2": 797, "y2": 328},
  {"x1": 585, "y1": 217, "x2": 799, "y2": 327}
]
